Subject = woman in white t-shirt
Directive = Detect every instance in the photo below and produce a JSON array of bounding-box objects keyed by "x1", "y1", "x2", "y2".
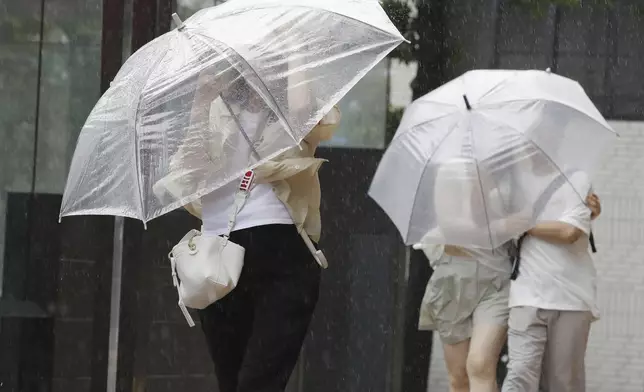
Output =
[
  {"x1": 200, "y1": 90, "x2": 295, "y2": 237},
  {"x1": 161, "y1": 73, "x2": 341, "y2": 392}
]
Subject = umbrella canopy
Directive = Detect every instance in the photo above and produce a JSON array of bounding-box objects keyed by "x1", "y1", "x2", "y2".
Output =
[
  {"x1": 60, "y1": 0, "x2": 405, "y2": 223},
  {"x1": 369, "y1": 69, "x2": 617, "y2": 249}
]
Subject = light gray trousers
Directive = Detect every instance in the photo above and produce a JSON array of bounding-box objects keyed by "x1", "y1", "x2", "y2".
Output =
[{"x1": 502, "y1": 306, "x2": 592, "y2": 392}]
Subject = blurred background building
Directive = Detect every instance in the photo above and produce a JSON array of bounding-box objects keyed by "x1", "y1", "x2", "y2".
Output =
[{"x1": 0, "y1": 0, "x2": 642, "y2": 391}]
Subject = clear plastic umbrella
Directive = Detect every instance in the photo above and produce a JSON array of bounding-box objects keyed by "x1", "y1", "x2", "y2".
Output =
[
  {"x1": 369, "y1": 69, "x2": 617, "y2": 249},
  {"x1": 60, "y1": 0, "x2": 405, "y2": 224}
]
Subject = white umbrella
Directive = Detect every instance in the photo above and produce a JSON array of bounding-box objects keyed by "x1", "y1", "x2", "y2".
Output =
[
  {"x1": 60, "y1": 0, "x2": 405, "y2": 224},
  {"x1": 369, "y1": 69, "x2": 617, "y2": 249}
]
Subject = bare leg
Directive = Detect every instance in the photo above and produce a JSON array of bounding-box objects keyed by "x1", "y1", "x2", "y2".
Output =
[
  {"x1": 467, "y1": 323, "x2": 508, "y2": 392},
  {"x1": 443, "y1": 339, "x2": 471, "y2": 392}
]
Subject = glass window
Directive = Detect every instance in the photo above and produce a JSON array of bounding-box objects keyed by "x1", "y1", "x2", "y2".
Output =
[
  {"x1": 0, "y1": 0, "x2": 102, "y2": 291},
  {"x1": 0, "y1": 0, "x2": 42, "y2": 297},
  {"x1": 0, "y1": 0, "x2": 102, "y2": 390},
  {"x1": 321, "y1": 60, "x2": 389, "y2": 149}
]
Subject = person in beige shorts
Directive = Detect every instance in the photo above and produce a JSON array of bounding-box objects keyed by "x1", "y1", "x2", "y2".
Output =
[
  {"x1": 418, "y1": 243, "x2": 512, "y2": 392},
  {"x1": 414, "y1": 159, "x2": 528, "y2": 392}
]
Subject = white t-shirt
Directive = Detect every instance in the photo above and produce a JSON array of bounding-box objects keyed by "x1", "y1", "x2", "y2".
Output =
[
  {"x1": 509, "y1": 172, "x2": 599, "y2": 319},
  {"x1": 201, "y1": 109, "x2": 292, "y2": 236}
]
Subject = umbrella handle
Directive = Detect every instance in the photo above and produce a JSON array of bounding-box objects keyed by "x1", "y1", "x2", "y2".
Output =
[{"x1": 172, "y1": 13, "x2": 185, "y2": 31}]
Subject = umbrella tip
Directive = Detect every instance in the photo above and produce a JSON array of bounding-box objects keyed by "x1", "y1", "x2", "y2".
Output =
[
  {"x1": 463, "y1": 95, "x2": 472, "y2": 111},
  {"x1": 172, "y1": 13, "x2": 185, "y2": 31}
]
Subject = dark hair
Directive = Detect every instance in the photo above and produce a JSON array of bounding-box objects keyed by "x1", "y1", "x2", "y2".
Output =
[{"x1": 224, "y1": 77, "x2": 251, "y2": 104}]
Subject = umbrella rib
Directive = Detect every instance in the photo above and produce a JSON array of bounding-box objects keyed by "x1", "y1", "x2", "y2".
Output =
[
  {"x1": 201, "y1": 4, "x2": 405, "y2": 43},
  {"x1": 485, "y1": 113, "x2": 588, "y2": 204},
  {"x1": 390, "y1": 110, "x2": 459, "y2": 144},
  {"x1": 479, "y1": 98, "x2": 616, "y2": 136},
  {"x1": 469, "y1": 123, "x2": 496, "y2": 250},
  {"x1": 220, "y1": 95, "x2": 263, "y2": 162},
  {"x1": 191, "y1": 31, "x2": 300, "y2": 145},
  {"x1": 472, "y1": 76, "x2": 510, "y2": 103},
  {"x1": 404, "y1": 116, "x2": 461, "y2": 243},
  {"x1": 132, "y1": 46, "x2": 176, "y2": 224}
]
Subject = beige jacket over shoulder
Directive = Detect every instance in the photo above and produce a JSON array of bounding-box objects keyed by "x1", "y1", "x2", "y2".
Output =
[{"x1": 154, "y1": 103, "x2": 341, "y2": 243}]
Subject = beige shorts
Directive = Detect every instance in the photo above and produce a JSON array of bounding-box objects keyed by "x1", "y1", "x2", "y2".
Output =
[{"x1": 419, "y1": 256, "x2": 510, "y2": 344}]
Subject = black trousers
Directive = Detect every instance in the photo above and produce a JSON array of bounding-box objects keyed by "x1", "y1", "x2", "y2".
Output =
[{"x1": 198, "y1": 224, "x2": 321, "y2": 392}]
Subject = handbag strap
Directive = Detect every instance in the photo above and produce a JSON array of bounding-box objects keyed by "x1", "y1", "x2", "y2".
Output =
[
  {"x1": 222, "y1": 170, "x2": 255, "y2": 243},
  {"x1": 224, "y1": 172, "x2": 329, "y2": 269},
  {"x1": 299, "y1": 229, "x2": 328, "y2": 269},
  {"x1": 170, "y1": 172, "x2": 256, "y2": 328},
  {"x1": 229, "y1": 104, "x2": 328, "y2": 269},
  {"x1": 169, "y1": 254, "x2": 196, "y2": 327}
]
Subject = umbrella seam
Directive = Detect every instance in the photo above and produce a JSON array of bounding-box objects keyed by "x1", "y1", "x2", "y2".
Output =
[
  {"x1": 477, "y1": 98, "x2": 616, "y2": 135},
  {"x1": 189, "y1": 31, "x2": 300, "y2": 145},
  {"x1": 132, "y1": 43, "x2": 176, "y2": 222},
  {"x1": 60, "y1": 116, "x2": 107, "y2": 218},
  {"x1": 394, "y1": 96, "x2": 616, "y2": 148},
  {"x1": 189, "y1": 4, "x2": 404, "y2": 42},
  {"x1": 59, "y1": 209, "x2": 139, "y2": 221},
  {"x1": 391, "y1": 111, "x2": 460, "y2": 144},
  {"x1": 479, "y1": 109, "x2": 588, "y2": 206},
  {"x1": 268, "y1": 38, "x2": 403, "y2": 80},
  {"x1": 469, "y1": 118, "x2": 496, "y2": 250},
  {"x1": 404, "y1": 115, "x2": 462, "y2": 243},
  {"x1": 471, "y1": 72, "x2": 510, "y2": 103}
]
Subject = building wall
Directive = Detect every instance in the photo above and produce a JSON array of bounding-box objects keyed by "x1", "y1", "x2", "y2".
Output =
[
  {"x1": 585, "y1": 121, "x2": 644, "y2": 392},
  {"x1": 428, "y1": 121, "x2": 644, "y2": 391}
]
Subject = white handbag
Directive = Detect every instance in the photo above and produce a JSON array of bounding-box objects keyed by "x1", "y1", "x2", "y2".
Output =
[
  {"x1": 168, "y1": 170, "x2": 329, "y2": 327},
  {"x1": 169, "y1": 171, "x2": 255, "y2": 327}
]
